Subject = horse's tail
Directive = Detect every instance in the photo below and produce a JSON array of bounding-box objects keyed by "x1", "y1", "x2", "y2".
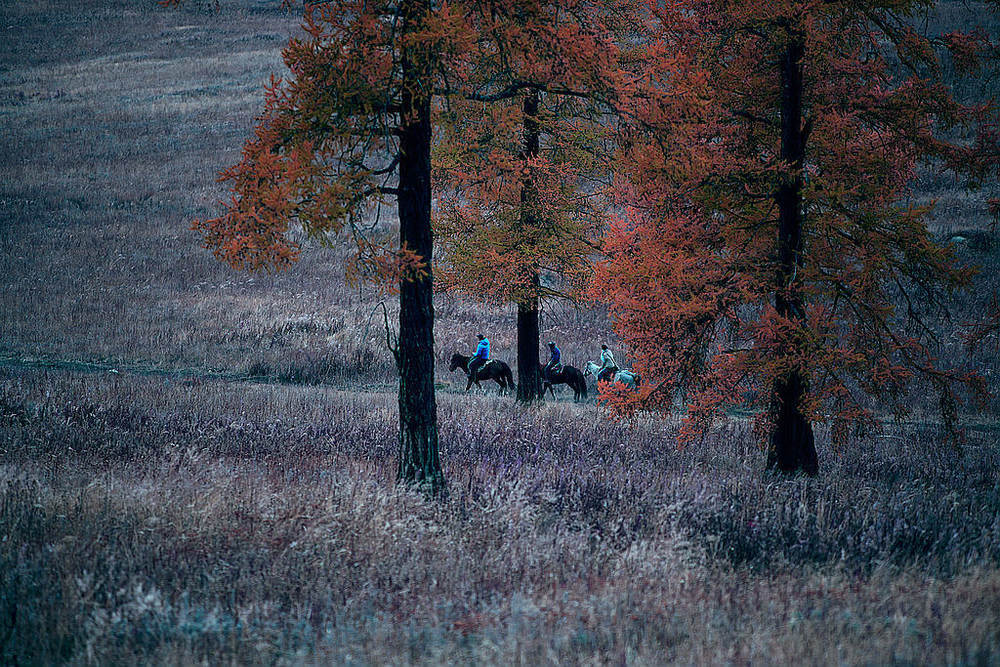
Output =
[{"x1": 504, "y1": 365, "x2": 516, "y2": 393}]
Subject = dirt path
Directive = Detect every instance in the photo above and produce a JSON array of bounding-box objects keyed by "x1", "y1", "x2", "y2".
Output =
[
  {"x1": 0, "y1": 352, "x2": 399, "y2": 392},
  {"x1": 0, "y1": 352, "x2": 527, "y2": 399},
  {"x1": 3, "y1": 353, "x2": 994, "y2": 429}
]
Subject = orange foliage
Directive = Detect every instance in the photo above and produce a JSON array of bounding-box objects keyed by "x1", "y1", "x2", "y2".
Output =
[
  {"x1": 433, "y1": 0, "x2": 643, "y2": 306},
  {"x1": 591, "y1": 0, "x2": 1000, "y2": 444},
  {"x1": 191, "y1": 0, "x2": 477, "y2": 285}
]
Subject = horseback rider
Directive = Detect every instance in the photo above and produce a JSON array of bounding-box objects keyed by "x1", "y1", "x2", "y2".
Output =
[
  {"x1": 543, "y1": 340, "x2": 562, "y2": 381},
  {"x1": 597, "y1": 344, "x2": 619, "y2": 383},
  {"x1": 468, "y1": 334, "x2": 490, "y2": 380}
]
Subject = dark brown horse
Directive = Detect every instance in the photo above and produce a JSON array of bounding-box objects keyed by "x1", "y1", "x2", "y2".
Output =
[
  {"x1": 541, "y1": 364, "x2": 588, "y2": 402},
  {"x1": 449, "y1": 353, "x2": 516, "y2": 394}
]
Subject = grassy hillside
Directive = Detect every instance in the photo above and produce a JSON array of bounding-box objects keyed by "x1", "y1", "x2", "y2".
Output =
[
  {"x1": 0, "y1": 0, "x2": 609, "y2": 391},
  {"x1": 1, "y1": 0, "x2": 999, "y2": 663}
]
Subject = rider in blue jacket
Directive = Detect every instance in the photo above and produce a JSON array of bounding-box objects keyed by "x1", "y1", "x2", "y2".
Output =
[
  {"x1": 543, "y1": 341, "x2": 561, "y2": 380},
  {"x1": 469, "y1": 334, "x2": 490, "y2": 379}
]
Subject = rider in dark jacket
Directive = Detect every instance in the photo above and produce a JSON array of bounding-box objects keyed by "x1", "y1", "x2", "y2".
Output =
[{"x1": 543, "y1": 341, "x2": 561, "y2": 380}]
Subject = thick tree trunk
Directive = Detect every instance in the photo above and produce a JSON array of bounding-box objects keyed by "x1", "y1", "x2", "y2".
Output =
[
  {"x1": 517, "y1": 87, "x2": 543, "y2": 403},
  {"x1": 517, "y1": 287, "x2": 542, "y2": 402},
  {"x1": 396, "y1": 0, "x2": 443, "y2": 494},
  {"x1": 768, "y1": 36, "x2": 818, "y2": 476}
]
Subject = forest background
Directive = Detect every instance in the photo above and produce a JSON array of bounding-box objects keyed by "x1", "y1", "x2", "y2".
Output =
[{"x1": 2, "y1": 0, "x2": 1000, "y2": 663}]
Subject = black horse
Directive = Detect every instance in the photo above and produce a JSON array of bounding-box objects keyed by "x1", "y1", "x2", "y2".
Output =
[
  {"x1": 541, "y1": 364, "x2": 588, "y2": 402},
  {"x1": 449, "y1": 353, "x2": 516, "y2": 394}
]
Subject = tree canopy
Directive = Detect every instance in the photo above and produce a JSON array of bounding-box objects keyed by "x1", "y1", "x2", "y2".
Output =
[
  {"x1": 591, "y1": 0, "x2": 1000, "y2": 472},
  {"x1": 185, "y1": 0, "x2": 999, "y2": 478}
]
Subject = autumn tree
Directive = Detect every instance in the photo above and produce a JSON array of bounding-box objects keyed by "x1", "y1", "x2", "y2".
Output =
[
  {"x1": 591, "y1": 0, "x2": 999, "y2": 474},
  {"x1": 191, "y1": 0, "x2": 476, "y2": 494},
  {"x1": 435, "y1": 0, "x2": 637, "y2": 402}
]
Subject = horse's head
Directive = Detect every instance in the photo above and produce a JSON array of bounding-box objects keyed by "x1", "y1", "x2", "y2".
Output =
[
  {"x1": 583, "y1": 361, "x2": 598, "y2": 377},
  {"x1": 448, "y1": 353, "x2": 465, "y2": 373}
]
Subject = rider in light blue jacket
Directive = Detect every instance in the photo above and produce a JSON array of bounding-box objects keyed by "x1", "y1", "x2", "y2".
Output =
[{"x1": 469, "y1": 334, "x2": 490, "y2": 379}]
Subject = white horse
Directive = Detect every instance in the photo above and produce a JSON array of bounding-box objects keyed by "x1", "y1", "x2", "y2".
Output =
[{"x1": 583, "y1": 360, "x2": 640, "y2": 390}]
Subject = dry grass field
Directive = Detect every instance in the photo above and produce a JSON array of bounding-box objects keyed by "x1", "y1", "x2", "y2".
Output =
[
  {"x1": 3, "y1": 368, "x2": 1000, "y2": 664},
  {"x1": 2, "y1": 0, "x2": 1000, "y2": 664}
]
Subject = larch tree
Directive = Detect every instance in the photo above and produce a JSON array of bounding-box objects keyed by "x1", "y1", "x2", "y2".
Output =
[
  {"x1": 434, "y1": 0, "x2": 638, "y2": 402},
  {"x1": 189, "y1": 0, "x2": 476, "y2": 495},
  {"x1": 590, "y1": 0, "x2": 999, "y2": 474}
]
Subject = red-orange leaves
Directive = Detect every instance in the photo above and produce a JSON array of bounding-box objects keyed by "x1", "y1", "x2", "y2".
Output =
[
  {"x1": 192, "y1": 116, "x2": 302, "y2": 272},
  {"x1": 943, "y1": 29, "x2": 992, "y2": 75},
  {"x1": 593, "y1": 0, "x2": 999, "y2": 447},
  {"x1": 434, "y1": 0, "x2": 639, "y2": 308},
  {"x1": 191, "y1": 0, "x2": 473, "y2": 287}
]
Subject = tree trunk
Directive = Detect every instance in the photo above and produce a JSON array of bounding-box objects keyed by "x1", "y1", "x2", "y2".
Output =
[
  {"x1": 768, "y1": 36, "x2": 818, "y2": 476},
  {"x1": 517, "y1": 87, "x2": 543, "y2": 403},
  {"x1": 396, "y1": 0, "x2": 443, "y2": 494},
  {"x1": 517, "y1": 287, "x2": 542, "y2": 402}
]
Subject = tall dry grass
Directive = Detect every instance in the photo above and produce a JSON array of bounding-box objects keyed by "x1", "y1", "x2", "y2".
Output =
[{"x1": 2, "y1": 367, "x2": 999, "y2": 663}]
